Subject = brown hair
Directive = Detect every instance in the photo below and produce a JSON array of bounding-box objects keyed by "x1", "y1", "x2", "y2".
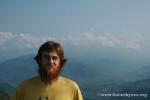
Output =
[{"x1": 34, "y1": 41, "x2": 67, "y2": 68}]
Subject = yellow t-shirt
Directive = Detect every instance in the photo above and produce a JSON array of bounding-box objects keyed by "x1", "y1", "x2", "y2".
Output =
[{"x1": 11, "y1": 76, "x2": 83, "y2": 100}]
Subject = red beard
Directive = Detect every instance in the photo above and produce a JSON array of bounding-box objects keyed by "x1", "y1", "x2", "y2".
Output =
[{"x1": 38, "y1": 65, "x2": 61, "y2": 84}]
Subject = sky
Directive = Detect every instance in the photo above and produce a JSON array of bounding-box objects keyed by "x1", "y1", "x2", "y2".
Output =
[{"x1": 0, "y1": 0, "x2": 150, "y2": 63}]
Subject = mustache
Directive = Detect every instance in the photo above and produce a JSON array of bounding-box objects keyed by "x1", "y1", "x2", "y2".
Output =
[{"x1": 45, "y1": 63, "x2": 54, "y2": 67}]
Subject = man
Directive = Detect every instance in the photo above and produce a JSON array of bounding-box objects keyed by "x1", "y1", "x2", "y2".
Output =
[{"x1": 11, "y1": 41, "x2": 83, "y2": 100}]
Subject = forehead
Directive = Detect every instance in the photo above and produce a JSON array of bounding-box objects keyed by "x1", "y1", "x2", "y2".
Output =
[{"x1": 42, "y1": 51, "x2": 59, "y2": 56}]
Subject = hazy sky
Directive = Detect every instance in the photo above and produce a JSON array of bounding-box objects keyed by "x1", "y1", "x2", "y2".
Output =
[{"x1": 0, "y1": 0, "x2": 150, "y2": 62}]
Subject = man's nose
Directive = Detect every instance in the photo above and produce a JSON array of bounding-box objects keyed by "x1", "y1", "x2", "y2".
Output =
[{"x1": 48, "y1": 58, "x2": 54, "y2": 63}]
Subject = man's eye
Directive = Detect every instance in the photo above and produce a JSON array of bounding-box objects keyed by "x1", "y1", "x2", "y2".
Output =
[
  {"x1": 43, "y1": 55, "x2": 60, "y2": 61},
  {"x1": 43, "y1": 55, "x2": 50, "y2": 59},
  {"x1": 52, "y1": 56, "x2": 59, "y2": 60}
]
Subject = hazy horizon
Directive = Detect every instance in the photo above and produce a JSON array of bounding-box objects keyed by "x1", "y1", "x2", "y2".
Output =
[{"x1": 1, "y1": 0, "x2": 150, "y2": 63}]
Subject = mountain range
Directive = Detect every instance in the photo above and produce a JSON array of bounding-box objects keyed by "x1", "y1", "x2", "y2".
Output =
[{"x1": 0, "y1": 54, "x2": 150, "y2": 100}]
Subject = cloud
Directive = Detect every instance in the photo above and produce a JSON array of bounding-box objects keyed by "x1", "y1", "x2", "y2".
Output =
[
  {"x1": 0, "y1": 32, "x2": 143, "y2": 51},
  {"x1": 64, "y1": 32, "x2": 143, "y2": 50},
  {"x1": 0, "y1": 32, "x2": 56, "y2": 50},
  {"x1": 0, "y1": 32, "x2": 15, "y2": 45}
]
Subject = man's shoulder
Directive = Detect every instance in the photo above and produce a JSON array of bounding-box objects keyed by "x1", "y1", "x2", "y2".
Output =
[
  {"x1": 60, "y1": 76, "x2": 80, "y2": 89},
  {"x1": 19, "y1": 76, "x2": 40, "y2": 86},
  {"x1": 24, "y1": 76, "x2": 39, "y2": 81}
]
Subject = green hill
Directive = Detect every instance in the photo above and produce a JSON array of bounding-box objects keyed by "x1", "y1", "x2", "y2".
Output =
[{"x1": 0, "y1": 90, "x2": 9, "y2": 100}]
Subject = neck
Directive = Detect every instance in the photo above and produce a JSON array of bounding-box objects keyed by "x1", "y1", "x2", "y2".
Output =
[{"x1": 40, "y1": 74, "x2": 59, "y2": 84}]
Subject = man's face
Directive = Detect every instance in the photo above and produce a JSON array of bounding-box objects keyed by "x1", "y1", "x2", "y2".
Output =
[{"x1": 40, "y1": 51, "x2": 61, "y2": 76}]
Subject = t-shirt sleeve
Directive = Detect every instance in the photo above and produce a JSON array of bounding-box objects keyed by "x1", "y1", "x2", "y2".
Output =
[
  {"x1": 73, "y1": 82, "x2": 83, "y2": 100},
  {"x1": 10, "y1": 81, "x2": 26, "y2": 100}
]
